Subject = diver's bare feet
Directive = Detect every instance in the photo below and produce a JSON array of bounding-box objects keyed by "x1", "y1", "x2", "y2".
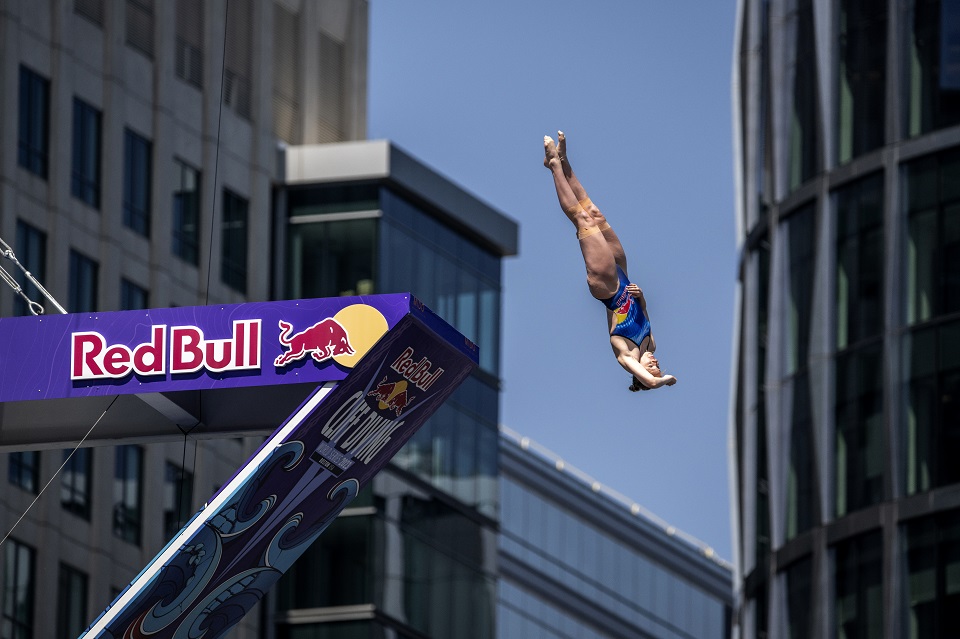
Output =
[
  {"x1": 543, "y1": 136, "x2": 561, "y2": 169},
  {"x1": 557, "y1": 130, "x2": 567, "y2": 163}
]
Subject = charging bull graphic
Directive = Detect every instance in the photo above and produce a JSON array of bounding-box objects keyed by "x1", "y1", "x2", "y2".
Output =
[
  {"x1": 274, "y1": 318, "x2": 354, "y2": 367},
  {"x1": 367, "y1": 377, "x2": 414, "y2": 417}
]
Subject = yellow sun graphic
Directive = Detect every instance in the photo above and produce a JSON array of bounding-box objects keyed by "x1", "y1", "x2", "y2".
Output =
[{"x1": 332, "y1": 304, "x2": 389, "y2": 368}]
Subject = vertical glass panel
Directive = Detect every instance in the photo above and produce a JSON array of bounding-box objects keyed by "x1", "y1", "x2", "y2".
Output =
[
  {"x1": 120, "y1": 278, "x2": 149, "y2": 311},
  {"x1": 904, "y1": 0, "x2": 960, "y2": 136},
  {"x1": 835, "y1": 345, "x2": 885, "y2": 516},
  {"x1": 61, "y1": 448, "x2": 92, "y2": 519},
  {"x1": 113, "y1": 445, "x2": 143, "y2": 545},
  {"x1": 837, "y1": 0, "x2": 887, "y2": 164},
  {"x1": 69, "y1": 249, "x2": 99, "y2": 313},
  {"x1": 71, "y1": 98, "x2": 101, "y2": 209},
  {"x1": 788, "y1": 0, "x2": 820, "y2": 190},
  {"x1": 787, "y1": 373, "x2": 816, "y2": 537},
  {"x1": 835, "y1": 530, "x2": 884, "y2": 639},
  {"x1": 2, "y1": 540, "x2": 36, "y2": 638},
  {"x1": 903, "y1": 509, "x2": 960, "y2": 637},
  {"x1": 221, "y1": 189, "x2": 249, "y2": 294},
  {"x1": 57, "y1": 563, "x2": 89, "y2": 639},
  {"x1": 18, "y1": 65, "x2": 49, "y2": 178},
  {"x1": 123, "y1": 129, "x2": 152, "y2": 236},
  {"x1": 172, "y1": 159, "x2": 201, "y2": 265},
  {"x1": 286, "y1": 218, "x2": 376, "y2": 299},
  {"x1": 7, "y1": 451, "x2": 39, "y2": 494},
  {"x1": 786, "y1": 205, "x2": 816, "y2": 374},
  {"x1": 836, "y1": 172, "x2": 884, "y2": 349}
]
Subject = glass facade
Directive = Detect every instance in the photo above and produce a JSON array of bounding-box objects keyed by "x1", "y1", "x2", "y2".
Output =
[
  {"x1": 163, "y1": 462, "x2": 194, "y2": 539},
  {"x1": 500, "y1": 477, "x2": 728, "y2": 639},
  {"x1": 277, "y1": 162, "x2": 506, "y2": 638},
  {"x1": 285, "y1": 183, "x2": 501, "y2": 515},
  {"x1": 903, "y1": 0, "x2": 960, "y2": 137},
  {"x1": 834, "y1": 531, "x2": 883, "y2": 639},
  {"x1": 836, "y1": 0, "x2": 887, "y2": 164},
  {"x1": 735, "y1": 2, "x2": 960, "y2": 637},
  {"x1": 788, "y1": 0, "x2": 819, "y2": 191},
  {"x1": 903, "y1": 509, "x2": 960, "y2": 638}
]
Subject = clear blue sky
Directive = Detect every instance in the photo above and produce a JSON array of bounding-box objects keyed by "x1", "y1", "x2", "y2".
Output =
[{"x1": 368, "y1": 1, "x2": 739, "y2": 560}]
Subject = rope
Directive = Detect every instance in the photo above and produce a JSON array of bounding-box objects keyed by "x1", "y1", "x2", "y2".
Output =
[
  {"x1": 205, "y1": 0, "x2": 229, "y2": 306},
  {"x1": 0, "y1": 396, "x2": 119, "y2": 549}
]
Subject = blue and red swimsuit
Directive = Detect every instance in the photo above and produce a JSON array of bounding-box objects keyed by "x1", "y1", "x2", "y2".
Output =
[{"x1": 602, "y1": 266, "x2": 651, "y2": 348}]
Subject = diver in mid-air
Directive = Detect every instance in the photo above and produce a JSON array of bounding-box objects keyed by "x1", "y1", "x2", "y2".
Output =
[{"x1": 543, "y1": 131, "x2": 677, "y2": 392}]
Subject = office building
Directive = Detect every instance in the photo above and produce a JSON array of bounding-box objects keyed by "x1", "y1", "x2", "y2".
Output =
[
  {"x1": 500, "y1": 428, "x2": 733, "y2": 639},
  {"x1": 0, "y1": 1, "x2": 369, "y2": 637},
  {"x1": 732, "y1": 0, "x2": 960, "y2": 637},
  {"x1": 269, "y1": 140, "x2": 516, "y2": 638}
]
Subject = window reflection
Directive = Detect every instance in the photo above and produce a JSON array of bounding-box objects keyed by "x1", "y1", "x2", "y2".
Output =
[
  {"x1": 903, "y1": 0, "x2": 960, "y2": 136},
  {"x1": 835, "y1": 530, "x2": 883, "y2": 639}
]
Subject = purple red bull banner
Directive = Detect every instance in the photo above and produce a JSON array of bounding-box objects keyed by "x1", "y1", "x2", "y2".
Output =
[
  {"x1": 78, "y1": 300, "x2": 477, "y2": 639},
  {"x1": 0, "y1": 295, "x2": 428, "y2": 403}
]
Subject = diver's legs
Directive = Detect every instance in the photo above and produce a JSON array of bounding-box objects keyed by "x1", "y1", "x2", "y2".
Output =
[{"x1": 545, "y1": 135, "x2": 618, "y2": 299}]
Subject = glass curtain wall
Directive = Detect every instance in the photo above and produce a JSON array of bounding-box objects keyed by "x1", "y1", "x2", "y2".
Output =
[
  {"x1": 834, "y1": 173, "x2": 885, "y2": 517},
  {"x1": 903, "y1": 0, "x2": 960, "y2": 136},
  {"x1": 836, "y1": 0, "x2": 887, "y2": 164}
]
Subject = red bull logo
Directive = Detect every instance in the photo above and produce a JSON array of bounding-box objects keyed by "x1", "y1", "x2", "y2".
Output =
[
  {"x1": 367, "y1": 377, "x2": 415, "y2": 417},
  {"x1": 390, "y1": 347, "x2": 444, "y2": 391},
  {"x1": 71, "y1": 320, "x2": 261, "y2": 380},
  {"x1": 274, "y1": 318, "x2": 355, "y2": 367}
]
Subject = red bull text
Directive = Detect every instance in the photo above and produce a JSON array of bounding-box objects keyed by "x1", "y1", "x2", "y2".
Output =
[
  {"x1": 390, "y1": 347, "x2": 444, "y2": 391},
  {"x1": 274, "y1": 319, "x2": 354, "y2": 367},
  {"x1": 71, "y1": 320, "x2": 261, "y2": 380}
]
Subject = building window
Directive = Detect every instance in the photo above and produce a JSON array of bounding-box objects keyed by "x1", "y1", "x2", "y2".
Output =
[
  {"x1": 125, "y1": 0, "x2": 154, "y2": 58},
  {"x1": 2, "y1": 539, "x2": 35, "y2": 638},
  {"x1": 835, "y1": 344, "x2": 884, "y2": 516},
  {"x1": 903, "y1": 509, "x2": 960, "y2": 638},
  {"x1": 175, "y1": 0, "x2": 203, "y2": 88},
  {"x1": 123, "y1": 129, "x2": 152, "y2": 236},
  {"x1": 788, "y1": 0, "x2": 820, "y2": 191},
  {"x1": 61, "y1": 448, "x2": 92, "y2": 519},
  {"x1": 71, "y1": 98, "x2": 102, "y2": 209},
  {"x1": 785, "y1": 556, "x2": 813, "y2": 639},
  {"x1": 57, "y1": 563, "x2": 88, "y2": 639},
  {"x1": 903, "y1": 0, "x2": 960, "y2": 137},
  {"x1": 221, "y1": 188, "x2": 248, "y2": 294},
  {"x1": 836, "y1": 172, "x2": 884, "y2": 350},
  {"x1": 172, "y1": 159, "x2": 201, "y2": 264},
  {"x1": 8, "y1": 451, "x2": 39, "y2": 494},
  {"x1": 785, "y1": 205, "x2": 817, "y2": 539},
  {"x1": 163, "y1": 462, "x2": 194, "y2": 539},
  {"x1": 13, "y1": 220, "x2": 46, "y2": 317},
  {"x1": 113, "y1": 445, "x2": 143, "y2": 545},
  {"x1": 836, "y1": 0, "x2": 887, "y2": 164},
  {"x1": 902, "y1": 320, "x2": 960, "y2": 494},
  {"x1": 69, "y1": 249, "x2": 99, "y2": 313},
  {"x1": 120, "y1": 278, "x2": 149, "y2": 311},
  {"x1": 835, "y1": 530, "x2": 883, "y2": 639},
  {"x1": 18, "y1": 66, "x2": 49, "y2": 178},
  {"x1": 905, "y1": 148, "x2": 960, "y2": 324}
]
